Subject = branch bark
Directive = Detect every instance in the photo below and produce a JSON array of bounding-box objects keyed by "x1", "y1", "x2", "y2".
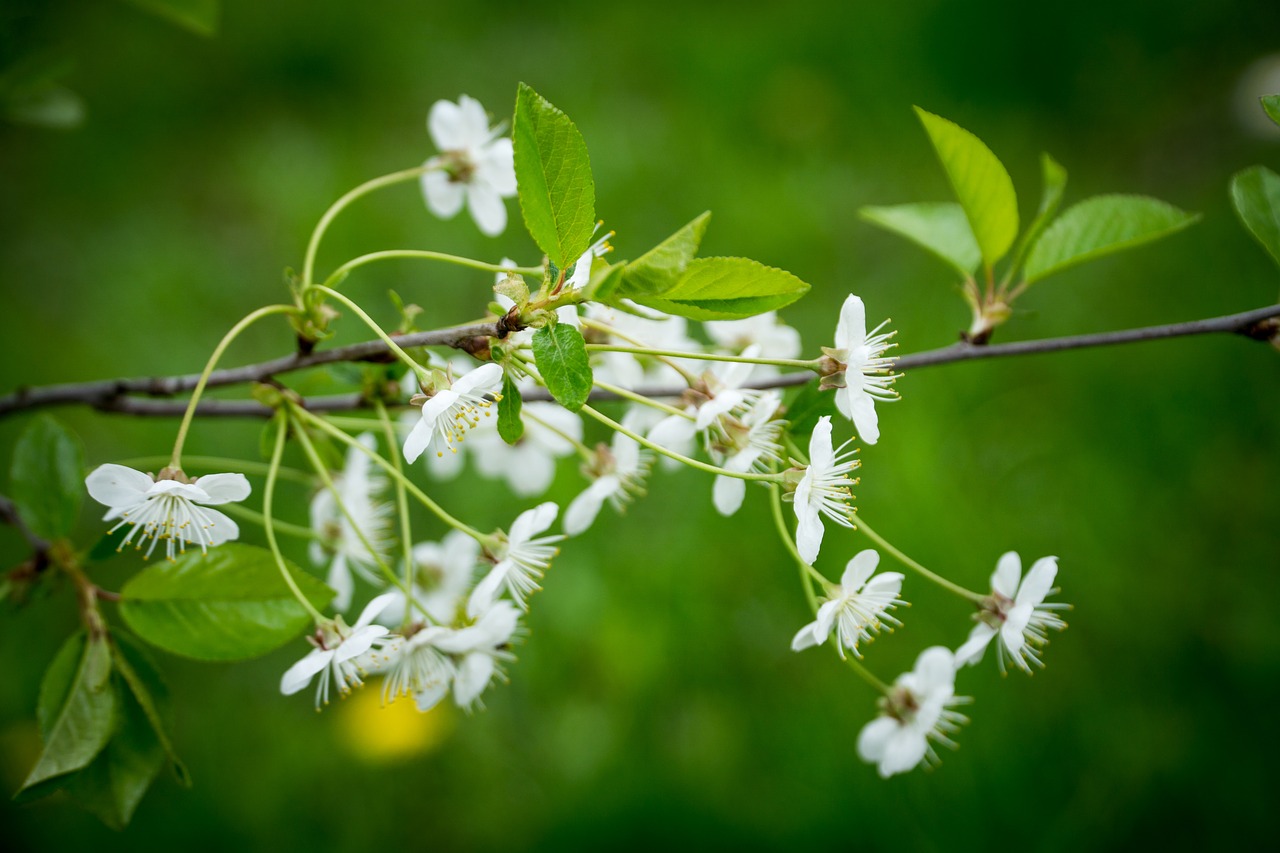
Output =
[{"x1": 1, "y1": 305, "x2": 1276, "y2": 420}]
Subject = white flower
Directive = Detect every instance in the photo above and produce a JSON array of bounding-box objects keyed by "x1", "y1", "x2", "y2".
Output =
[
  {"x1": 308, "y1": 433, "x2": 392, "y2": 612},
  {"x1": 466, "y1": 401, "x2": 583, "y2": 497},
  {"x1": 85, "y1": 464, "x2": 249, "y2": 560},
  {"x1": 583, "y1": 303, "x2": 699, "y2": 389},
  {"x1": 378, "y1": 627, "x2": 457, "y2": 711},
  {"x1": 711, "y1": 391, "x2": 785, "y2": 516},
  {"x1": 705, "y1": 312, "x2": 801, "y2": 379},
  {"x1": 791, "y1": 416, "x2": 860, "y2": 564},
  {"x1": 421, "y1": 95, "x2": 516, "y2": 237},
  {"x1": 856, "y1": 646, "x2": 971, "y2": 778},
  {"x1": 791, "y1": 550, "x2": 905, "y2": 658},
  {"x1": 468, "y1": 502, "x2": 563, "y2": 616},
  {"x1": 954, "y1": 552, "x2": 1068, "y2": 673},
  {"x1": 434, "y1": 600, "x2": 521, "y2": 710},
  {"x1": 565, "y1": 228, "x2": 614, "y2": 292},
  {"x1": 694, "y1": 345, "x2": 763, "y2": 430},
  {"x1": 403, "y1": 362, "x2": 504, "y2": 464},
  {"x1": 280, "y1": 592, "x2": 396, "y2": 709},
  {"x1": 380, "y1": 529, "x2": 480, "y2": 626},
  {"x1": 564, "y1": 430, "x2": 651, "y2": 536},
  {"x1": 821, "y1": 294, "x2": 900, "y2": 445}
]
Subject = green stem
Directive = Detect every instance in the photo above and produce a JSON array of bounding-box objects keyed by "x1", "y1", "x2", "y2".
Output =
[
  {"x1": 376, "y1": 399, "x2": 417, "y2": 623},
  {"x1": 220, "y1": 502, "x2": 317, "y2": 539},
  {"x1": 522, "y1": 409, "x2": 596, "y2": 464},
  {"x1": 591, "y1": 378, "x2": 693, "y2": 418},
  {"x1": 323, "y1": 250, "x2": 542, "y2": 290},
  {"x1": 587, "y1": 344, "x2": 817, "y2": 371},
  {"x1": 843, "y1": 656, "x2": 890, "y2": 694},
  {"x1": 115, "y1": 455, "x2": 314, "y2": 486},
  {"x1": 302, "y1": 165, "x2": 435, "y2": 290},
  {"x1": 263, "y1": 414, "x2": 324, "y2": 623},
  {"x1": 170, "y1": 304, "x2": 299, "y2": 468},
  {"x1": 580, "y1": 404, "x2": 781, "y2": 483},
  {"x1": 294, "y1": 404, "x2": 491, "y2": 546},
  {"x1": 769, "y1": 483, "x2": 825, "y2": 608},
  {"x1": 310, "y1": 285, "x2": 428, "y2": 380},
  {"x1": 854, "y1": 516, "x2": 984, "y2": 604}
]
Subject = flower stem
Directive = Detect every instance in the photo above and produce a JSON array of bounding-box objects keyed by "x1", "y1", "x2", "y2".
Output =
[
  {"x1": 586, "y1": 344, "x2": 817, "y2": 371},
  {"x1": 310, "y1": 285, "x2": 429, "y2": 380},
  {"x1": 854, "y1": 516, "x2": 984, "y2": 604},
  {"x1": 376, "y1": 399, "x2": 417, "y2": 623},
  {"x1": 295, "y1": 405, "x2": 491, "y2": 546},
  {"x1": 591, "y1": 378, "x2": 693, "y2": 418},
  {"x1": 580, "y1": 404, "x2": 781, "y2": 482},
  {"x1": 522, "y1": 409, "x2": 596, "y2": 465},
  {"x1": 169, "y1": 304, "x2": 299, "y2": 468},
  {"x1": 263, "y1": 414, "x2": 325, "y2": 623},
  {"x1": 322, "y1": 250, "x2": 542, "y2": 290},
  {"x1": 843, "y1": 656, "x2": 890, "y2": 694},
  {"x1": 301, "y1": 165, "x2": 435, "y2": 291},
  {"x1": 768, "y1": 483, "x2": 825, "y2": 608}
]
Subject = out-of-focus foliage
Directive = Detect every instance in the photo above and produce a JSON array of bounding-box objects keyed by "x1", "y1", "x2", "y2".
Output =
[{"x1": 1, "y1": 0, "x2": 1278, "y2": 850}]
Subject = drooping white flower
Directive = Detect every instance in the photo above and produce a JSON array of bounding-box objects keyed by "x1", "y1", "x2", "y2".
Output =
[
  {"x1": 791, "y1": 416, "x2": 860, "y2": 564},
  {"x1": 694, "y1": 344, "x2": 763, "y2": 431},
  {"x1": 820, "y1": 294, "x2": 900, "y2": 445},
  {"x1": 468, "y1": 502, "x2": 563, "y2": 616},
  {"x1": 378, "y1": 626, "x2": 457, "y2": 711},
  {"x1": 433, "y1": 600, "x2": 521, "y2": 710},
  {"x1": 954, "y1": 552, "x2": 1068, "y2": 674},
  {"x1": 403, "y1": 362, "x2": 504, "y2": 464},
  {"x1": 85, "y1": 464, "x2": 249, "y2": 560},
  {"x1": 856, "y1": 646, "x2": 971, "y2": 778},
  {"x1": 421, "y1": 95, "x2": 516, "y2": 237},
  {"x1": 308, "y1": 433, "x2": 392, "y2": 612},
  {"x1": 791, "y1": 550, "x2": 905, "y2": 658},
  {"x1": 380, "y1": 529, "x2": 480, "y2": 626},
  {"x1": 280, "y1": 592, "x2": 397, "y2": 709},
  {"x1": 466, "y1": 401, "x2": 583, "y2": 497},
  {"x1": 710, "y1": 390, "x2": 785, "y2": 516},
  {"x1": 564, "y1": 430, "x2": 651, "y2": 536}
]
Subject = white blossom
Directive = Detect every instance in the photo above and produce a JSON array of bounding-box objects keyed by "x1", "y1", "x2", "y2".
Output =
[
  {"x1": 710, "y1": 390, "x2": 785, "y2": 516},
  {"x1": 380, "y1": 529, "x2": 480, "y2": 626},
  {"x1": 308, "y1": 433, "x2": 392, "y2": 612},
  {"x1": 856, "y1": 646, "x2": 970, "y2": 778},
  {"x1": 465, "y1": 401, "x2": 583, "y2": 497},
  {"x1": 468, "y1": 502, "x2": 563, "y2": 616},
  {"x1": 564, "y1": 430, "x2": 651, "y2": 536},
  {"x1": 421, "y1": 95, "x2": 516, "y2": 236},
  {"x1": 403, "y1": 362, "x2": 504, "y2": 464},
  {"x1": 791, "y1": 416, "x2": 860, "y2": 564},
  {"x1": 85, "y1": 464, "x2": 249, "y2": 560},
  {"x1": 433, "y1": 600, "x2": 521, "y2": 710},
  {"x1": 280, "y1": 592, "x2": 396, "y2": 709},
  {"x1": 705, "y1": 311, "x2": 801, "y2": 379},
  {"x1": 821, "y1": 294, "x2": 900, "y2": 445},
  {"x1": 954, "y1": 552, "x2": 1068, "y2": 673},
  {"x1": 791, "y1": 550, "x2": 905, "y2": 658}
]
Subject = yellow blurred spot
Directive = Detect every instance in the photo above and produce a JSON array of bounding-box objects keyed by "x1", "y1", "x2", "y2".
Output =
[{"x1": 337, "y1": 683, "x2": 454, "y2": 764}]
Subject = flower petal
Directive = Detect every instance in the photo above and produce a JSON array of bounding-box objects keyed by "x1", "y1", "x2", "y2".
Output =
[
  {"x1": 509, "y1": 501, "x2": 558, "y2": 544},
  {"x1": 992, "y1": 551, "x2": 1022, "y2": 599},
  {"x1": 842, "y1": 549, "x2": 880, "y2": 591},
  {"x1": 197, "y1": 507, "x2": 240, "y2": 547},
  {"x1": 453, "y1": 653, "x2": 495, "y2": 708},
  {"x1": 467, "y1": 182, "x2": 508, "y2": 237},
  {"x1": 856, "y1": 716, "x2": 898, "y2": 763},
  {"x1": 280, "y1": 649, "x2": 331, "y2": 695},
  {"x1": 326, "y1": 554, "x2": 354, "y2": 613},
  {"x1": 354, "y1": 591, "x2": 399, "y2": 629},
  {"x1": 477, "y1": 138, "x2": 516, "y2": 195},
  {"x1": 85, "y1": 464, "x2": 154, "y2": 508},
  {"x1": 193, "y1": 473, "x2": 251, "y2": 504},
  {"x1": 421, "y1": 168, "x2": 466, "y2": 219},
  {"x1": 452, "y1": 362, "x2": 504, "y2": 397},
  {"x1": 428, "y1": 98, "x2": 465, "y2": 150},
  {"x1": 467, "y1": 563, "x2": 507, "y2": 618},
  {"x1": 413, "y1": 680, "x2": 450, "y2": 713},
  {"x1": 1016, "y1": 556, "x2": 1059, "y2": 608},
  {"x1": 954, "y1": 623, "x2": 996, "y2": 667},
  {"x1": 402, "y1": 414, "x2": 436, "y2": 465},
  {"x1": 712, "y1": 475, "x2": 745, "y2": 517},
  {"x1": 564, "y1": 476, "x2": 618, "y2": 536},
  {"x1": 790, "y1": 621, "x2": 822, "y2": 651},
  {"x1": 835, "y1": 294, "x2": 867, "y2": 351}
]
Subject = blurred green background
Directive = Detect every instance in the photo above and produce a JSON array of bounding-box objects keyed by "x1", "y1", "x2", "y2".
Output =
[{"x1": 2, "y1": 0, "x2": 1279, "y2": 849}]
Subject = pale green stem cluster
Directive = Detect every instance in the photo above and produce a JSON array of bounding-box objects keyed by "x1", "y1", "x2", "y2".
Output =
[{"x1": 262, "y1": 414, "x2": 324, "y2": 623}]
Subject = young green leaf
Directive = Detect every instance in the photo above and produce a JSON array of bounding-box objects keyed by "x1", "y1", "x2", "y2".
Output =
[
  {"x1": 617, "y1": 212, "x2": 712, "y2": 297},
  {"x1": 634, "y1": 257, "x2": 810, "y2": 321},
  {"x1": 1023, "y1": 195, "x2": 1199, "y2": 284},
  {"x1": 498, "y1": 373, "x2": 525, "y2": 444},
  {"x1": 1008, "y1": 153, "x2": 1068, "y2": 275},
  {"x1": 1230, "y1": 165, "x2": 1280, "y2": 268},
  {"x1": 119, "y1": 543, "x2": 334, "y2": 661},
  {"x1": 532, "y1": 324, "x2": 593, "y2": 412},
  {"x1": 513, "y1": 83, "x2": 596, "y2": 269},
  {"x1": 914, "y1": 107, "x2": 1019, "y2": 268},
  {"x1": 858, "y1": 202, "x2": 981, "y2": 277},
  {"x1": 124, "y1": 0, "x2": 219, "y2": 37},
  {"x1": 111, "y1": 634, "x2": 190, "y2": 786},
  {"x1": 18, "y1": 632, "x2": 116, "y2": 797},
  {"x1": 10, "y1": 415, "x2": 84, "y2": 542},
  {"x1": 1261, "y1": 94, "x2": 1280, "y2": 128}
]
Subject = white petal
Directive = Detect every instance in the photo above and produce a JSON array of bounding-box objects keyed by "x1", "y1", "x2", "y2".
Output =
[
  {"x1": 280, "y1": 649, "x2": 331, "y2": 695},
  {"x1": 197, "y1": 507, "x2": 240, "y2": 546},
  {"x1": 467, "y1": 183, "x2": 508, "y2": 237},
  {"x1": 564, "y1": 476, "x2": 618, "y2": 536},
  {"x1": 326, "y1": 555, "x2": 354, "y2": 613},
  {"x1": 794, "y1": 496, "x2": 824, "y2": 564},
  {"x1": 992, "y1": 552, "x2": 1022, "y2": 599},
  {"x1": 452, "y1": 362, "x2": 503, "y2": 397},
  {"x1": 835, "y1": 294, "x2": 867, "y2": 351},
  {"x1": 453, "y1": 95, "x2": 493, "y2": 148},
  {"x1": 856, "y1": 716, "x2": 898, "y2": 763},
  {"x1": 413, "y1": 680, "x2": 450, "y2": 713},
  {"x1": 954, "y1": 623, "x2": 996, "y2": 667},
  {"x1": 402, "y1": 415, "x2": 435, "y2": 464},
  {"x1": 841, "y1": 549, "x2": 880, "y2": 591},
  {"x1": 813, "y1": 599, "x2": 840, "y2": 642},
  {"x1": 790, "y1": 620, "x2": 822, "y2": 651},
  {"x1": 477, "y1": 137, "x2": 517, "y2": 195},
  {"x1": 1016, "y1": 556, "x2": 1059, "y2": 608},
  {"x1": 85, "y1": 464, "x2": 154, "y2": 508},
  {"x1": 913, "y1": 646, "x2": 957, "y2": 692},
  {"x1": 509, "y1": 501, "x2": 558, "y2": 544},
  {"x1": 508, "y1": 448, "x2": 555, "y2": 497},
  {"x1": 192, "y1": 473, "x2": 251, "y2": 504},
  {"x1": 807, "y1": 417, "x2": 835, "y2": 470},
  {"x1": 421, "y1": 169, "x2": 466, "y2": 219},
  {"x1": 354, "y1": 591, "x2": 399, "y2": 629},
  {"x1": 453, "y1": 653, "x2": 495, "y2": 707},
  {"x1": 845, "y1": 386, "x2": 880, "y2": 445},
  {"x1": 467, "y1": 563, "x2": 507, "y2": 618},
  {"x1": 648, "y1": 415, "x2": 697, "y2": 455},
  {"x1": 712, "y1": 475, "x2": 745, "y2": 517},
  {"x1": 428, "y1": 98, "x2": 465, "y2": 150},
  {"x1": 335, "y1": 623, "x2": 387, "y2": 662},
  {"x1": 879, "y1": 727, "x2": 928, "y2": 777}
]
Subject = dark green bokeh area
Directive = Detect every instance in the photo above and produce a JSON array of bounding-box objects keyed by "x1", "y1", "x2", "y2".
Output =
[{"x1": 2, "y1": 1, "x2": 1279, "y2": 849}]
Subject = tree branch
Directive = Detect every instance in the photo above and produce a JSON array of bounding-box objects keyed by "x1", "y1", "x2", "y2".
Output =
[{"x1": 1, "y1": 305, "x2": 1276, "y2": 420}]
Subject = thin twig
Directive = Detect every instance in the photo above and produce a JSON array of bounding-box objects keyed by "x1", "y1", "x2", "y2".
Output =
[
  {"x1": 0, "y1": 492, "x2": 51, "y2": 554},
  {"x1": 1, "y1": 305, "x2": 1276, "y2": 419}
]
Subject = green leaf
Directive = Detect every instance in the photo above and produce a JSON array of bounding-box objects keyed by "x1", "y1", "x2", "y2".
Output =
[
  {"x1": 634, "y1": 257, "x2": 810, "y2": 321},
  {"x1": 914, "y1": 107, "x2": 1019, "y2": 268},
  {"x1": 1262, "y1": 95, "x2": 1280, "y2": 128},
  {"x1": 513, "y1": 83, "x2": 596, "y2": 269},
  {"x1": 110, "y1": 634, "x2": 189, "y2": 786},
  {"x1": 18, "y1": 633, "x2": 116, "y2": 798},
  {"x1": 1231, "y1": 165, "x2": 1280, "y2": 269},
  {"x1": 65, "y1": 673, "x2": 163, "y2": 829},
  {"x1": 123, "y1": 0, "x2": 220, "y2": 36},
  {"x1": 587, "y1": 261, "x2": 626, "y2": 302},
  {"x1": 1023, "y1": 195, "x2": 1199, "y2": 284},
  {"x1": 532, "y1": 325, "x2": 593, "y2": 412},
  {"x1": 498, "y1": 373, "x2": 525, "y2": 445},
  {"x1": 10, "y1": 415, "x2": 84, "y2": 542},
  {"x1": 858, "y1": 202, "x2": 980, "y2": 277},
  {"x1": 616, "y1": 212, "x2": 711, "y2": 297},
  {"x1": 119, "y1": 543, "x2": 334, "y2": 661}
]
